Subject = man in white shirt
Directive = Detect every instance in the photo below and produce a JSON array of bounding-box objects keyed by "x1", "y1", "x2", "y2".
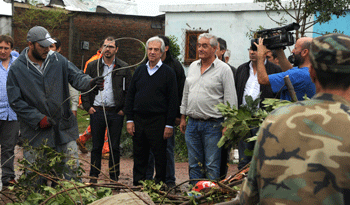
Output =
[{"x1": 235, "y1": 45, "x2": 281, "y2": 169}]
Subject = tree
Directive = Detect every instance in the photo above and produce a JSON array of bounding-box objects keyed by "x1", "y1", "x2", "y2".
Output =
[
  {"x1": 168, "y1": 35, "x2": 181, "y2": 61},
  {"x1": 255, "y1": 0, "x2": 350, "y2": 38}
]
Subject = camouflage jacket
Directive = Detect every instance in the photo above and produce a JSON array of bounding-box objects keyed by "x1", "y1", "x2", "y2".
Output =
[{"x1": 240, "y1": 93, "x2": 350, "y2": 205}]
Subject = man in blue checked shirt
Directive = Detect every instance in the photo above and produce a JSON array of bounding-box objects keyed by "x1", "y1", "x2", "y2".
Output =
[{"x1": 0, "y1": 35, "x2": 20, "y2": 187}]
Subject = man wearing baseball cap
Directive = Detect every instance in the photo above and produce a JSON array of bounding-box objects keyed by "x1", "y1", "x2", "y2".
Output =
[
  {"x1": 240, "y1": 33, "x2": 350, "y2": 204},
  {"x1": 6, "y1": 26, "x2": 104, "y2": 184}
]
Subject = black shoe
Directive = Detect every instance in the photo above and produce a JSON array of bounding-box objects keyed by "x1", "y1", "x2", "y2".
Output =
[
  {"x1": 166, "y1": 182, "x2": 179, "y2": 194},
  {"x1": 3, "y1": 179, "x2": 17, "y2": 187},
  {"x1": 166, "y1": 182, "x2": 176, "y2": 189},
  {"x1": 110, "y1": 177, "x2": 118, "y2": 182},
  {"x1": 160, "y1": 183, "x2": 168, "y2": 191}
]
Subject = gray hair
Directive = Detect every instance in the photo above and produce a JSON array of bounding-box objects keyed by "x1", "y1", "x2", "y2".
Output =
[
  {"x1": 198, "y1": 33, "x2": 218, "y2": 48},
  {"x1": 224, "y1": 49, "x2": 231, "y2": 58},
  {"x1": 146, "y1": 36, "x2": 165, "y2": 53}
]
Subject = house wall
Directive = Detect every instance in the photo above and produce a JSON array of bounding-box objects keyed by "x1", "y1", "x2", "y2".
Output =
[
  {"x1": 313, "y1": 11, "x2": 350, "y2": 37},
  {"x1": 161, "y1": 3, "x2": 313, "y2": 69},
  {"x1": 0, "y1": 17, "x2": 12, "y2": 35},
  {"x1": 0, "y1": 0, "x2": 12, "y2": 35}
]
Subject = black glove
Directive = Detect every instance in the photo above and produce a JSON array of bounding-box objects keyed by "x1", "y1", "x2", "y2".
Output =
[{"x1": 90, "y1": 76, "x2": 104, "y2": 91}]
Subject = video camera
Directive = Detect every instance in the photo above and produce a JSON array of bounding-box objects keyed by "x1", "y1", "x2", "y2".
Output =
[{"x1": 251, "y1": 23, "x2": 300, "y2": 51}]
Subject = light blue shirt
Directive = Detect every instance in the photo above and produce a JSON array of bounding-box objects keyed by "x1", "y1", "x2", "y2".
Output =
[
  {"x1": 93, "y1": 58, "x2": 116, "y2": 107},
  {"x1": 0, "y1": 55, "x2": 17, "y2": 121},
  {"x1": 146, "y1": 59, "x2": 162, "y2": 76},
  {"x1": 11, "y1": 50, "x2": 19, "y2": 58}
]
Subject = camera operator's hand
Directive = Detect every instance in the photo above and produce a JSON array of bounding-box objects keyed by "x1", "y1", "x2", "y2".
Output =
[
  {"x1": 253, "y1": 38, "x2": 270, "y2": 85},
  {"x1": 254, "y1": 38, "x2": 269, "y2": 60}
]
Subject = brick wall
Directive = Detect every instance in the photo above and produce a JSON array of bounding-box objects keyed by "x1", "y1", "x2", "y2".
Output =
[
  {"x1": 12, "y1": 6, "x2": 70, "y2": 57},
  {"x1": 13, "y1": 4, "x2": 165, "y2": 70},
  {"x1": 70, "y1": 12, "x2": 164, "y2": 69}
]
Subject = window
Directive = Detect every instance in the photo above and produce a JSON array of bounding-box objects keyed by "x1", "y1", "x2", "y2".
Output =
[{"x1": 184, "y1": 30, "x2": 207, "y2": 65}]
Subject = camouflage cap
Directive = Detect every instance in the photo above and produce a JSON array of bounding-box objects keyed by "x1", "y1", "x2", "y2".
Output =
[{"x1": 310, "y1": 33, "x2": 350, "y2": 73}]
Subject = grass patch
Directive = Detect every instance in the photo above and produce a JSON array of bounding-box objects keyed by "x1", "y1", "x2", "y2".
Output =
[{"x1": 77, "y1": 108, "x2": 90, "y2": 134}]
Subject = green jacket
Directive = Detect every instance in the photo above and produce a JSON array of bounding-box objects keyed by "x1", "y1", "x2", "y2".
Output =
[{"x1": 241, "y1": 93, "x2": 350, "y2": 204}]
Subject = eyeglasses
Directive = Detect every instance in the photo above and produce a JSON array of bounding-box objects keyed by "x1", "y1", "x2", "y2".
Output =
[{"x1": 104, "y1": 45, "x2": 116, "y2": 49}]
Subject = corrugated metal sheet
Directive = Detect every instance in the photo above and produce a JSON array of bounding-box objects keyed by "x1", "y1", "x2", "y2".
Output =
[
  {"x1": 0, "y1": 1, "x2": 12, "y2": 16},
  {"x1": 13, "y1": 0, "x2": 138, "y2": 15}
]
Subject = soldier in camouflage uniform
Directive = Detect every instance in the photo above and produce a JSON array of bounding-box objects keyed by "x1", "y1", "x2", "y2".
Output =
[{"x1": 240, "y1": 33, "x2": 350, "y2": 204}]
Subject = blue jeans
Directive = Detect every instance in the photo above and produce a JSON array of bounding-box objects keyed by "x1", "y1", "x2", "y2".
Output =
[
  {"x1": 185, "y1": 117, "x2": 224, "y2": 185},
  {"x1": 146, "y1": 131, "x2": 176, "y2": 184}
]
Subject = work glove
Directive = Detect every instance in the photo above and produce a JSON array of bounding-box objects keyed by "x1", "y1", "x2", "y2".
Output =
[
  {"x1": 90, "y1": 76, "x2": 104, "y2": 91},
  {"x1": 39, "y1": 116, "x2": 56, "y2": 129}
]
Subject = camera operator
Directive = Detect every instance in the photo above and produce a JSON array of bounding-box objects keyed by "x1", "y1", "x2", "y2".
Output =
[{"x1": 254, "y1": 37, "x2": 316, "y2": 101}]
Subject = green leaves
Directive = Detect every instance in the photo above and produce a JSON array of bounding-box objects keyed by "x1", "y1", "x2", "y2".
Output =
[
  {"x1": 169, "y1": 35, "x2": 181, "y2": 60},
  {"x1": 26, "y1": 193, "x2": 45, "y2": 204},
  {"x1": 217, "y1": 95, "x2": 267, "y2": 148},
  {"x1": 262, "y1": 98, "x2": 293, "y2": 112},
  {"x1": 140, "y1": 180, "x2": 168, "y2": 202},
  {"x1": 6, "y1": 142, "x2": 112, "y2": 205},
  {"x1": 217, "y1": 95, "x2": 296, "y2": 148}
]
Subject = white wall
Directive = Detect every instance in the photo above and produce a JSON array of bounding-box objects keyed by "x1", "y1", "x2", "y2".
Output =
[
  {"x1": 0, "y1": 17, "x2": 12, "y2": 35},
  {"x1": 161, "y1": 3, "x2": 313, "y2": 69},
  {"x1": 0, "y1": 0, "x2": 12, "y2": 35}
]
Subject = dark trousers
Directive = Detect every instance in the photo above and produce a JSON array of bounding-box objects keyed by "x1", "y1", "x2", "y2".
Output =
[
  {"x1": 0, "y1": 120, "x2": 19, "y2": 184},
  {"x1": 220, "y1": 144, "x2": 232, "y2": 179},
  {"x1": 90, "y1": 108, "x2": 124, "y2": 180},
  {"x1": 145, "y1": 132, "x2": 176, "y2": 185},
  {"x1": 238, "y1": 127, "x2": 259, "y2": 170},
  {"x1": 133, "y1": 113, "x2": 167, "y2": 186}
]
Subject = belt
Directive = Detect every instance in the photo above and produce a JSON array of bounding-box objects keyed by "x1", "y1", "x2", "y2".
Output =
[
  {"x1": 191, "y1": 117, "x2": 224, "y2": 122},
  {"x1": 94, "y1": 106, "x2": 116, "y2": 112}
]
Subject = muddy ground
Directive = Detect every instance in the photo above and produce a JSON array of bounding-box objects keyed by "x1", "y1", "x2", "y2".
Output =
[{"x1": 10, "y1": 145, "x2": 238, "y2": 190}]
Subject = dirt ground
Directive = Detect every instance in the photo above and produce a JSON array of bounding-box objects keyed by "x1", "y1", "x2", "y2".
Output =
[{"x1": 11, "y1": 145, "x2": 238, "y2": 190}]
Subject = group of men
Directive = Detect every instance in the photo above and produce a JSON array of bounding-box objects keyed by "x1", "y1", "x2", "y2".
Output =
[
  {"x1": 0, "y1": 25, "x2": 185, "y2": 188},
  {"x1": 2, "y1": 24, "x2": 350, "y2": 203}
]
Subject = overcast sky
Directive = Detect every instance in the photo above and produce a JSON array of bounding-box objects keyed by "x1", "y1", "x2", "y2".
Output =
[{"x1": 135, "y1": 0, "x2": 254, "y2": 16}]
